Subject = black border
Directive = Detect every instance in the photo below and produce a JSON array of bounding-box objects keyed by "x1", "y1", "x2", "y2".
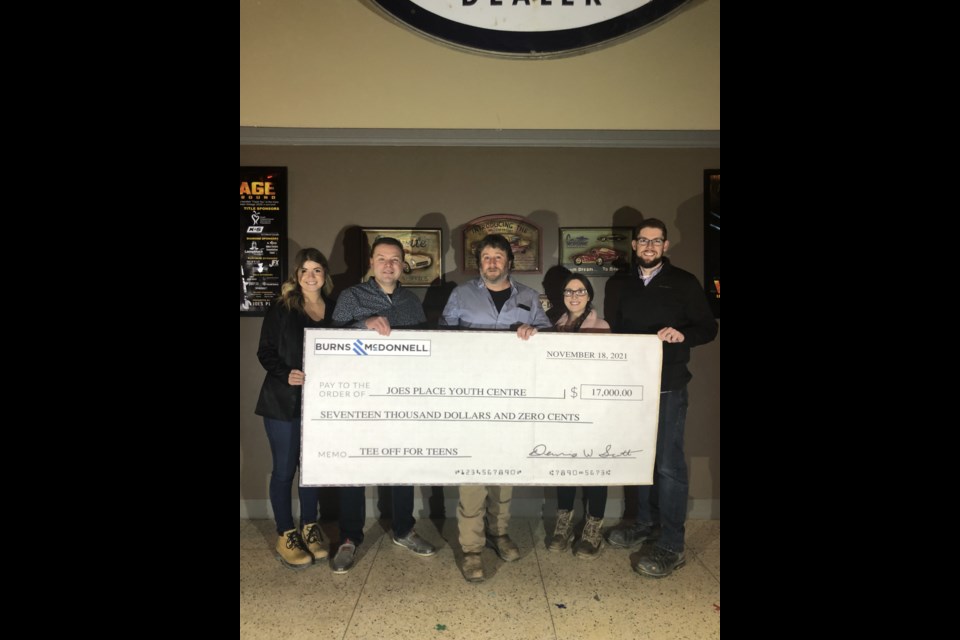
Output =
[{"x1": 372, "y1": 0, "x2": 689, "y2": 56}]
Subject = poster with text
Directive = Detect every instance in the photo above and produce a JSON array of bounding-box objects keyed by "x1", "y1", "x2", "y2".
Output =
[{"x1": 240, "y1": 167, "x2": 287, "y2": 316}]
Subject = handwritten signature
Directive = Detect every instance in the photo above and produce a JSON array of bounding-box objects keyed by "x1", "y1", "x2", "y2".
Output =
[{"x1": 528, "y1": 444, "x2": 641, "y2": 459}]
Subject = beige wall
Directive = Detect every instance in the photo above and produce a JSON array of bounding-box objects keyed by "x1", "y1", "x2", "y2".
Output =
[
  {"x1": 239, "y1": 146, "x2": 720, "y2": 517},
  {"x1": 240, "y1": 0, "x2": 720, "y2": 130}
]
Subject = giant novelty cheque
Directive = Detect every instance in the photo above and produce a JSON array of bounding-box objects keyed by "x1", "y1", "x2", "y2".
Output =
[{"x1": 301, "y1": 329, "x2": 662, "y2": 486}]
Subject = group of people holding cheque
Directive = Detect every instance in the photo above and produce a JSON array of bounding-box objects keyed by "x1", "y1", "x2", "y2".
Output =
[{"x1": 255, "y1": 221, "x2": 717, "y2": 582}]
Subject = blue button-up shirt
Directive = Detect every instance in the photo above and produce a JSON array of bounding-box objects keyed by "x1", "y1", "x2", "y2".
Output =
[{"x1": 439, "y1": 277, "x2": 551, "y2": 330}]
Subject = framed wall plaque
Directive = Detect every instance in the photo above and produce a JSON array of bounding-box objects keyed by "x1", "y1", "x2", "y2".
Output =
[
  {"x1": 463, "y1": 214, "x2": 541, "y2": 273},
  {"x1": 361, "y1": 228, "x2": 444, "y2": 287},
  {"x1": 558, "y1": 227, "x2": 633, "y2": 276}
]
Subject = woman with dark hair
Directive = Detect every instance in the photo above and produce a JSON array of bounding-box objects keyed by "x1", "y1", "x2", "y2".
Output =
[
  {"x1": 254, "y1": 248, "x2": 334, "y2": 568},
  {"x1": 547, "y1": 274, "x2": 611, "y2": 559}
]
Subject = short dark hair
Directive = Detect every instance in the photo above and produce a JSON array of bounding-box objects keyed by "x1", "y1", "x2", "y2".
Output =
[
  {"x1": 636, "y1": 218, "x2": 668, "y2": 241},
  {"x1": 474, "y1": 234, "x2": 514, "y2": 268},
  {"x1": 371, "y1": 236, "x2": 405, "y2": 259}
]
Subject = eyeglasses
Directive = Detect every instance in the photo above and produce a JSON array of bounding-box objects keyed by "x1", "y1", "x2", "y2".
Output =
[
  {"x1": 635, "y1": 237, "x2": 665, "y2": 247},
  {"x1": 563, "y1": 289, "x2": 589, "y2": 297}
]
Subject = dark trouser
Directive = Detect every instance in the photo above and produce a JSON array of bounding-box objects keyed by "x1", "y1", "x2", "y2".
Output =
[
  {"x1": 635, "y1": 387, "x2": 689, "y2": 553},
  {"x1": 263, "y1": 417, "x2": 321, "y2": 534},
  {"x1": 339, "y1": 485, "x2": 416, "y2": 545},
  {"x1": 557, "y1": 486, "x2": 609, "y2": 519}
]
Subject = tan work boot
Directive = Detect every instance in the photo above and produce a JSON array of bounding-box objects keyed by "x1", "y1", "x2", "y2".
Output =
[
  {"x1": 547, "y1": 509, "x2": 575, "y2": 552},
  {"x1": 302, "y1": 523, "x2": 328, "y2": 560},
  {"x1": 574, "y1": 515, "x2": 604, "y2": 560},
  {"x1": 276, "y1": 528, "x2": 312, "y2": 568},
  {"x1": 461, "y1": 552, "x2": 484, "y2": 582},
  {"x1": 486, "y1": 533, "x2": 521, "y2": 562}
]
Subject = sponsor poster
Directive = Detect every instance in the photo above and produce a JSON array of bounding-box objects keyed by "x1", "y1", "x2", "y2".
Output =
[
  {"x1": 300, "y1": 329, "x2": 662, "y2": 486},
  {"x1": 240, "y1": 167, "x2": 287, "y2": 316}
]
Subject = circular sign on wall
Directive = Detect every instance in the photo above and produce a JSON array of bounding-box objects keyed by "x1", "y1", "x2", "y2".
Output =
[{"x1": 371, "y1": 0, "x2": 691, "y2": 58}]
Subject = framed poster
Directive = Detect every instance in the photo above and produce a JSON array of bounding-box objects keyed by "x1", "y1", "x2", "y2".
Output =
[
  {"x1": 240, "y1": 167, "x2": 287, "y2": 316},
  {"x1": 463, "y1": 214, "x2": 541, "y2": 273},
  {"x1": 361, "y1": 228, "x2": 444, "y2": 288},
  {"x1": 704, "y1": 169, "x2": 720, "y2": 317},
  {"x1": 558, "y1": 227, "x2": 633, "y2": 276}
]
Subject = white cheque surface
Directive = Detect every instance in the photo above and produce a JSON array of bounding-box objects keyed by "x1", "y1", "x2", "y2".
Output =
[{"x1": 301, "y1": 328, "x2": 661, "y2": 486}]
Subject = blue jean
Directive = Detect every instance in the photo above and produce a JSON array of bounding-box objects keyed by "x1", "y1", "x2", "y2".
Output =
[
  {"x1": 263, "y1": 417, "x2": 321, "y2": 534},
  {"x1": 339, "y1": 485, "x2": 416, "y2": 545},
  {"x1": 636, "y1": 387, "x2": 689, "y2": 553},
  {"x1": 557, "y1": 486, "x2": 609, "y2": 519}
]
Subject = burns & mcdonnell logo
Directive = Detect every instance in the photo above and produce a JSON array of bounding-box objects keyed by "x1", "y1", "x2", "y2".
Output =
[{"x1": 314, "y1": 338, "x2": 432, "y2": 356}]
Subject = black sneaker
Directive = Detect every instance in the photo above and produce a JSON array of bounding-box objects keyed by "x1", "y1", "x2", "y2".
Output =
[
  {"x1": 606, "y1": 522, "x2": 655, "y2": 549},
  {"x1": 633, "y1": 546, "x2": 686, "y2": 578},
  {"x1": 332, "y1": 540, "x2": 357, "y2": 574},
  {"x1": 392, "y1": 530, "x2": 437, "y2": 556}
]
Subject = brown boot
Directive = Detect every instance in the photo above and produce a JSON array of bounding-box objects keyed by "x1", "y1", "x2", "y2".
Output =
[
  {"x1": 461, "y1": 552, "x2": 484, "y2": 582},
  {"x1": 302, "y1": 523, "x2": 328, "y2": 560},
  {"x1": 547, "y1": 509, "x2": 575, "y2": 552},
  {"x1": 574, "y1": 516, "x2": 604, "y2": 560},
  {"x1": 486, "y1": 534, "x2": 521, "y2": 562},
  {"x1": 276, "y1": 528, "x2": 313, "y2": 567}
]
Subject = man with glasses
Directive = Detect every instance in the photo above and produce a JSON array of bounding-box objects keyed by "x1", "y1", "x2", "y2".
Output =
[
  {"x1": 440, "y1": 233, "x2": 552, "y2": 582},
  {"x1": 608, "y1": 218, "x2": 718, "y2": 578}
]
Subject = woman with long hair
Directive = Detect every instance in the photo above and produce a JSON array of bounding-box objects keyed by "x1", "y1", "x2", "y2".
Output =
[
  {"x1": 547, "y1": 274, "x2": 611, "y2": 559},
  {"x1": 254, "y1": 248, "x2": 334, "y2": 567}
]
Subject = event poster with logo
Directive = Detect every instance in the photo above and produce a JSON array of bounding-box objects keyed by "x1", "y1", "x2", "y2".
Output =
[
  {"x1": 240, "y1": 167, "x2": 287, "y2": 316},
  {"x1": 558, "y1": 227, "x2": 633, "y2": 276}
]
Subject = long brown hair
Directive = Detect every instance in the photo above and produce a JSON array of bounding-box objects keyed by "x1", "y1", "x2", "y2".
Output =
[
  {"x1": 556, "y1": 275, "x2": 594, "y2": 333},
  {"x1": 279, "y1": 248, "x2": 333, "y2": 312}
]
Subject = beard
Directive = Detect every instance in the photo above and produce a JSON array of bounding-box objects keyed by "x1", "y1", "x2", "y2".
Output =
[
  {"x1": 482, "y1": 267, "x2": 508, "y2": 286},
  {"x1": 638, "y1": 254, "x2": 663, "y2": 270}
]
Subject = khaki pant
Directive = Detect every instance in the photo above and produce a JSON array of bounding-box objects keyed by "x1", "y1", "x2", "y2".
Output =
[{"x1": 457, "y1": 485, "x2": 513, "y2": 553}]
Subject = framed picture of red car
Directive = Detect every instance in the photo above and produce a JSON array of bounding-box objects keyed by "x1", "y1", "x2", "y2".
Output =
[
  {"x1": 360, "y1": 228, "x2": 444, "y2": 287},
  {"x1": 558, "y1": 227, "x2": 633, "y2": 276},
  {"x1": 463, "y1": 214, "x2": 541, "y2": 273}
]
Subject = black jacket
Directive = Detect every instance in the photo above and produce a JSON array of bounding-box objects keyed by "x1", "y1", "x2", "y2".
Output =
[
  {"x1": 254, "y1": 299, "x2": 330, "y2": 421},
  {"x1": 614, "y1": 259, "x2": 718, "y2": 390}
]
